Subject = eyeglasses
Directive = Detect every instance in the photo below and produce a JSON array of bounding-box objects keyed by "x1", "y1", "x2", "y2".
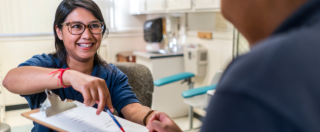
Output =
[{"x1": 60, "y1": 21, "x2": 105, "y2": 35}]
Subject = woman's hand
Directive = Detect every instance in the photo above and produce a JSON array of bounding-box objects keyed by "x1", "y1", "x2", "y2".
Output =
[
  {"x1": 63, "y1": 70, "x2": 113, "y2": 115},
  {"x1": 147, "y1": 111, "x2": 182, "y2": 132}
]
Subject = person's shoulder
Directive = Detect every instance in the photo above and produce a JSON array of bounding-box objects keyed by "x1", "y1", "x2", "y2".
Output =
[
  {"x1": 259, "y1": 22, "x2": 320, "y2": 55},
  {"x1": 97, "y1": 62, "x2": 122, "y2": 78},
  {"x1": 99, "y1": 63, "x2": 117, "y2": 73},
  {"x1": 107, "y1": 63, "x2": 117, "y2": 69},
  {"x1": 18, "y1": 53, "x2": 59, "y2": 68},
  {"x1": 220, "y1": 23, "x2": 320, "y2": 87},
  {"x1": 32, "y1": 53, "x2": 55, "y2": 60},
  {"x1": 240, "y1": 21, "x2": 320, "y2": 65},
  {"x1": 218, "y1": 23, "x2": 320, "y2": 93},
  {"x1": 107, "y1": 63, "x2": 124, "y2": 76}
]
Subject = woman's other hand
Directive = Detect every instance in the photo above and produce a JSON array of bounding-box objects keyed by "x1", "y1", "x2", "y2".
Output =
[
  {"x1": 147, "y1": 111, "x2": 182, "y2": 132},
  {"x1": 63, "y1": 70, "x2": 113, "y2": 115}
]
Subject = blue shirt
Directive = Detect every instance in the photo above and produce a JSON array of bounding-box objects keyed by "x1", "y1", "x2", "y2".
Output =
[
  {"x1": 202, "y1": 0, "x2": 320, "y2": 131},
  {"x1": 19, "y1": 53, "x2": 140, "y2": 132}
]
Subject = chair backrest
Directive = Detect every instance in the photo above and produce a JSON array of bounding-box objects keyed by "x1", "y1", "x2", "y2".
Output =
[
  {"x1": 210, "y1": 70, "x2": 224, "y2": 85},
  {"x1": 112, "y1": 62, "x2": 154, "y2": 108},
  {"x1": 0, "y1": 122, "x2": 11, "y2": 132}
]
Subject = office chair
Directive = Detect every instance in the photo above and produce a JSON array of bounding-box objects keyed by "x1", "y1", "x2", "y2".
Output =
[
  {"x1": 113, "y1": 62, "x2": 154, "y2": 108},
  {"x1": 154, "y1": 70, "x2": 223, "y2": 130}
]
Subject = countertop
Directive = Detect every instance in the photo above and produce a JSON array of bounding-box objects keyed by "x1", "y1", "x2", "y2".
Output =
[{"x1": 133, "y1": 51, "x2": 184, "y2": 59}]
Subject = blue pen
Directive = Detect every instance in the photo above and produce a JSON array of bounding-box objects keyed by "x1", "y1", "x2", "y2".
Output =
[{"x1": 105, "y1": 107, "x2": 125, "y2": 132}]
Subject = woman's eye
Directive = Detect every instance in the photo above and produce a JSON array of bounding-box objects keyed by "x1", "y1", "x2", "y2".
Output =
[
  {"x1": 90, "y1": 24, "x2": 100, "y2": 28},
  {"x1": 72, "y1": 24, "x2": 82, "y2": 29}
]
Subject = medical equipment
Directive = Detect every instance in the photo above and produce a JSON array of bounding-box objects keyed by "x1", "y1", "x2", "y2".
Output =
[
  {"x1": 154, "y1": 44, "x2": 212, "y2": 130},
  {"x1": 184, "y1": 44, "x2": 208, "y2": 77}
]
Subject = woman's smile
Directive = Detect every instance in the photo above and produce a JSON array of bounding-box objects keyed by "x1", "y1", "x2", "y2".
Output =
[{"x1": 77, "y1": 43, "x2": 94, "y2": 50}]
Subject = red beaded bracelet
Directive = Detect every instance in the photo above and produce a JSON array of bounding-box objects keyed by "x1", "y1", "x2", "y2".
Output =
[{"x1": 48, "y1": 68, "x2": 71, "y2": 88}]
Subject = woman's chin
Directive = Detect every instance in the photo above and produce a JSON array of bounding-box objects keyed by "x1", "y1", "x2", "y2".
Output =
[{"x1": 77, "y1": 54, "x2": 96, "y2": 62}]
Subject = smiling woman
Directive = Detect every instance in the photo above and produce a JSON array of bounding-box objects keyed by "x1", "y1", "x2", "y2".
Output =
[
  {"x1": 1, "y1": 0, "x2": 168, "y2": 132},
  {"x1": 53, "y1": 1, "x2": 108, "y2": 68}
]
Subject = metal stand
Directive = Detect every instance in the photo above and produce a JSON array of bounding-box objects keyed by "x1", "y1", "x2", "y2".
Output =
[{"x1": 182, "y1": 78, "x2": 194, "y2": 130}]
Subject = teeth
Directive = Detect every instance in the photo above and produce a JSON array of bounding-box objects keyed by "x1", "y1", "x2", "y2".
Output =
[{"x1": 78, "y1": 43, "x2": 93, "y2": 48}]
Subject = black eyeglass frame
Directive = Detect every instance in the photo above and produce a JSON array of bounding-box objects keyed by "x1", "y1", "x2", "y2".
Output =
[{"x1": 60, "y1": 21, "x2": 105, "y2": 35}]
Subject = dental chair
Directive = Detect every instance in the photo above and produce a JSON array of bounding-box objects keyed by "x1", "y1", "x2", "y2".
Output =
[{"x1": 154, "y1": 70, "x2": 223, "y2": 130}]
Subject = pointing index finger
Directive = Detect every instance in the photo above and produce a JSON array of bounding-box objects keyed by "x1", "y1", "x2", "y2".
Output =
[{"x1": 96, "y1": 88, "x2": 106, "y2": 115}]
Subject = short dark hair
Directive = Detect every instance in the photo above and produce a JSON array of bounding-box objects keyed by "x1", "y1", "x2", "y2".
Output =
[{"x1": 52, "y1": 0, "x2": 110, "y2": 69}]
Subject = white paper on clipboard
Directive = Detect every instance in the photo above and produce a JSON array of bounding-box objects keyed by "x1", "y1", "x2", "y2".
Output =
[{"x1": 30, "y1": 101, "x2": 148, "y2": 132}]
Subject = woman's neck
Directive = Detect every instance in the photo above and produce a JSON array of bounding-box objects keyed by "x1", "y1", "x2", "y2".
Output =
[{"x1": 66, "y1": 56, "x2": 95, "y2": 75}]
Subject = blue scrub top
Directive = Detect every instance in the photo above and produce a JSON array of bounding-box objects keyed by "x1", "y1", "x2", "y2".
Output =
[
  {"x1": 18, "y1": 53, "x2": 140, "y2": 132},
  {"x1": 201, "y1": 0, "x2": 320, "y2": 131}
]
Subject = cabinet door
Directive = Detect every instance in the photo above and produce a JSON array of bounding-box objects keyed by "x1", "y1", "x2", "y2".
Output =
[
  {"x1": 130, "y1": 0, "x2": 146, "y2": 14},
  {"x1": 167, "y1": 0, "x2": 191, "y2": 11},
  {"x1": 193, "y1": 0, "x2": 220, "y2": 9},
  {"x1": 146, "y1": 0, "x2": 166, "y2": 12}
]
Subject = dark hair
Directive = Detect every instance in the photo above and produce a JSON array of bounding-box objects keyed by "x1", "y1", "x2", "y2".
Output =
[{"x1": 52, "y1": 0, "x2": 110, "y2": 69}]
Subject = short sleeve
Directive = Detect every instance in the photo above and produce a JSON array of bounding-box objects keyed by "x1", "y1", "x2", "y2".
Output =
[
  {"x1": 18, "y1": 53, "x2": 58, "y2": 109},
  {"x1": 18, "y1": 53, "x2": 57, "y2": 68},
  {"x1": 108, "y1": 65, "x2": 140, "y2": 116}
]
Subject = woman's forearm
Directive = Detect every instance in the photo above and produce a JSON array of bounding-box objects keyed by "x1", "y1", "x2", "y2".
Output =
[
  {"x1": 2, "y1": 66, "x2": 66, "y2": 95},
  {"x1": 121, "y1": 103, "x2": 152, "y2": 125}
]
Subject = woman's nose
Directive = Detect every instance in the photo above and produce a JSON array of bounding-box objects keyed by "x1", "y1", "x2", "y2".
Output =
[{"x1": 81, "y1": 27, "x2": 93, "y2": 39}]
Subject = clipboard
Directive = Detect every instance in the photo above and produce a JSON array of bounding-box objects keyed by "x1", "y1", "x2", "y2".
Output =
[
  {"x1": 21, "y1": 108, "x2": 67, "y2": 132},
  {"x1": 21, "y1": 100, "x2": 149, "y2": 132},
  {"x1": 20, "y1": 90, "x2": 148, "y2": 132},
  {"x1": 21, "y1": 98, "x2": 75, "y2": 132}
]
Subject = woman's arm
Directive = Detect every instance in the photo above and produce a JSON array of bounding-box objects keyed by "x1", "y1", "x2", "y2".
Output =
[
  {"x1": 3, "y1": 66, "x2": 65, "y2": 95},
  {"x1": 121, "y1": 103, "x2": 182, "y2": 131},
  {"x1": 3, "y1": 66, "x2": 113, "y2": 115},
  {"x1": 121, "y1": 103, "x2": 154, "y2": 125}
]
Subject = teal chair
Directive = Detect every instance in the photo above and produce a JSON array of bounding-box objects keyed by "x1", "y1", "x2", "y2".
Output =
[{"x1": 154, "y1": 70, "x2": 223, "y2": 130}]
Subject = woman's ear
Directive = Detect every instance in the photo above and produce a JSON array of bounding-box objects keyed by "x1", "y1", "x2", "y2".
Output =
[{"x1": 55, "y1": 25, "x2": 63, "y2": 40}]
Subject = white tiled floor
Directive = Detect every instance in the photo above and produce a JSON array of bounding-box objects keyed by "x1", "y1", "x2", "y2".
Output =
[{"x1": 5, "y1": 109, "x2": 201, "y2": 132}]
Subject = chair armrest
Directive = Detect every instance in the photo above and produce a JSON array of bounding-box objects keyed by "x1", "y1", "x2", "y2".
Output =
[
  {"x1": 181, "y1": 84, "x2": 217, "y2": 98},
  {"x1": 154, "y1": 72, "x2": 195, "y2": 86}
]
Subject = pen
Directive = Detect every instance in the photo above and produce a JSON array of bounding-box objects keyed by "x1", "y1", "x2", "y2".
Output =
[{"x1": 105, "y1": 107, "x2": 125, "y2": 132}]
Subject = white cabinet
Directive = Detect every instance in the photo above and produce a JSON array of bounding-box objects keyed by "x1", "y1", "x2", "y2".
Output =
[
  {"x1": 146, "y1": 0, "x2": 166, "y2": 12},
  {"x1": 193, "y1": 0, "x2": 220, "y2": 9},
  {"x1": 130, "y1": 0, "x2": 147, "y2": 14},
  {"x1": 167, "y1": 0, "x2": 192, "y2": 11},
  {"x1": 130, "y1": 0, "x2": 221, "y2": 14}
]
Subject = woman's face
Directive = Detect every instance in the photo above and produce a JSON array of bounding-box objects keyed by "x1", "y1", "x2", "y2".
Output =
[{"x1": 56, "y1": 7, "x2": 102, "y2": 62}]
